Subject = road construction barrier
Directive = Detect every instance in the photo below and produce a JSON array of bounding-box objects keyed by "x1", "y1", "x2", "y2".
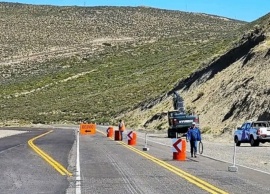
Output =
[
  {"x1": 128, "y1": 131, "x2": 137, "y2": 146},
  {"x1": 114, "y1": 130, "x2": 122, "y2": 141},
  {"x1": 107, "y1": 126, "x2": 114, "y2": 138},
  {"x1": 80, "y1": 123, "x2": 96, "y2": 135},
  {"x1": 143, "y1": 133, "x2": 149, "y2": 151},
  {"x1": 172, "y1": 138, "x2": 186, "y2": 161},
  {"x1": 228, "y1": 142, "x2": 238, "y2": 172}
]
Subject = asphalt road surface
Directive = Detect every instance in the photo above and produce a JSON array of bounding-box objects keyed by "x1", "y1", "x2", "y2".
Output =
[
  {"x1": 0, "y1": 127, "x2": 74, "y2": 194},
  {"x1": 77, "y1": 126, "x2": 270, "y2": 194},
  {"x1": 1, "y1": 125, "x2": 270, "y2": 194}
]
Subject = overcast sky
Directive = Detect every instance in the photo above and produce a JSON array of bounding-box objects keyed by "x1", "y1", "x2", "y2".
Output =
[{"x1": 3, "y1": 0, "x2": 270, "y2": 22}]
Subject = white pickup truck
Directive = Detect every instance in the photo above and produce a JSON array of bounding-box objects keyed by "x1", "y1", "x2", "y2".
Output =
[{"x1": 234, "y1": 121, "x2": 270, "y2": 146}]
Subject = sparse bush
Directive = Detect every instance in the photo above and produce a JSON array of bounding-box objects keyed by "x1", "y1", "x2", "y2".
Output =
[
  {"x1": 186, "y1": 105, "x2": 196, "y2": 115},
  {"x1": 0, "y1": 3, "x2": 246, "y2": 124},
  {"x1": 198, "y1": 91, "x2": 204, "y2": 98},
  {"x1": 201, "y1": 126, "x2": 211, "y2": 134},
  {"x1": 192, "y1": 91, "x2": 204, "y2": 102}
]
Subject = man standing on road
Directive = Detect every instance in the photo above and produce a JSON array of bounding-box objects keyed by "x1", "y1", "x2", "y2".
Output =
[
  {"x1": 187, "y1": 122, "x2": 201, "y2": 158},
  {"x1": 118, "y1": 119, "x2": 126, "y2": 141}
]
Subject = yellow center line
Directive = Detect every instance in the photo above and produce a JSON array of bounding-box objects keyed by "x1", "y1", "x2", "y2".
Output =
[
  {"x1": 97, "y1": 129, "x2": 228, "y2": 194},
  {"x1": 28, "y1": 130, "x2": 72, "y2": 176}
]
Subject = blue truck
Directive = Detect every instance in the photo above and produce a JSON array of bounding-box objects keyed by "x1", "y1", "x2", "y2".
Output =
[{"x1": 234, "y1": 121, "x2": 270, "y2": 146}]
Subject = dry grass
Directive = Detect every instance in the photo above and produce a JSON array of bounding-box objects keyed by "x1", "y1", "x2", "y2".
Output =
[
  {"x1": 0, "y1": 3, "x2": 245, "y2": 61},
  {"x1": 0, "y1": 3, "x2": 250, "y2": 127}
]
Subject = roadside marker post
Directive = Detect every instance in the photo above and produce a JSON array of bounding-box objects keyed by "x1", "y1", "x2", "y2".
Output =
[
  {"x1": 228, "y1": 142, "x2": 238, "y2": 172},
  {"x1": 143, "y1": 133, "x2": 150, "y2": 151}
]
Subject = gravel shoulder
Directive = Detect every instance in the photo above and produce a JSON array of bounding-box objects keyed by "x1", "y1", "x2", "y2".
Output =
[{"x1": 0, "y1": 130, "x2": 28, "y2": 139}]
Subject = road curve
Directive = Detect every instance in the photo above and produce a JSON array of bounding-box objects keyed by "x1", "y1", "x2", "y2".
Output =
[
  {"x1": 1, "y1": 125, "x2": 270, "y2": 194},
  {"x1": 0, "y1": 127, "x2": 74, "y2": 194}
]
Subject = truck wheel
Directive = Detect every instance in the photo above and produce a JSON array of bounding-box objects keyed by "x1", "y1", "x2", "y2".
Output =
[
  {"x1": 250, "y1": 136, "x2": 255, "y2": 146},
  {"x1": 234, "y1": 136, "x2": 241, "y2": 146},
  {"x1": 167, "y1": 129, "x2": 172, "y2": 138},
  {"x1": 250, "y1": 136, "x2": 259, "y2": 146},
  {"x1": 167, "y1": 129, "x2": 176, "y2": 138}
]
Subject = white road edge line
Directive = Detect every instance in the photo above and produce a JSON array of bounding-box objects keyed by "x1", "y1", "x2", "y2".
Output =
[
  {"x1": 137, "y1": 135, "x2": 270, "y2": 175},
  {"x1": 76, "y1": 130, "x2": 81, "y2": 194}
]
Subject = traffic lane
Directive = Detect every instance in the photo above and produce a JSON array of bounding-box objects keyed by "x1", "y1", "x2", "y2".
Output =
[
  {"x1": 134, "y1": 137, "x2": 270, "y2": 194},
  {"x1": 0, "y1": 127, "x2": 46, "y2": 153},
  {"x1": 98, "y1": 126, "x2": 270, "y2": 193},
  {"x1": 34, "y1": 127, "x2": 75, "y2": 174},
  {"x1": 142, "y1": 132, "x2": 270, "y2": 173},
  {"x1": 0, "y1": 128, "x2": 70, "y2": 194},
  {"x1": 80, "y1": 131, "x2": 208, "y2": 194}
]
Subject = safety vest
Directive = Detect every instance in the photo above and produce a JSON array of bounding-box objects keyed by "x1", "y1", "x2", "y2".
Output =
[{"x1": 119, "y1": 122, "x2": 126, "y2": 131}]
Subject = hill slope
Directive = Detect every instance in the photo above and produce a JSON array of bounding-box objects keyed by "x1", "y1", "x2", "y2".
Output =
[
  {"x1": 0, "y1": 3, "x2": 246, "y2": 126},
  {"x1": 0, "y1": 3, "x2": 244, "y2": 62},
  {"x1": 130, "y1": 13, "x2": 270, "y2": 133}
]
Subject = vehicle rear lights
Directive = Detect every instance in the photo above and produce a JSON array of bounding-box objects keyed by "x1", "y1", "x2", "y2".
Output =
[{"x1": 173, "y1": 119, "x2": 178, "y2": 125}]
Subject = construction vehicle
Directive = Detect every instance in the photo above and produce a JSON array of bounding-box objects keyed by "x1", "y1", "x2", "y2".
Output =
[{"x1": 167, "y1": 91, "x2": 199, "y2": 138}]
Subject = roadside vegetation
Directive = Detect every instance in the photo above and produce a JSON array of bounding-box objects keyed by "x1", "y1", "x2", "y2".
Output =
[
  {"x1": 0, "y1": 35, "x2": 243, "y2": 125},
  {"x1": 0, "y1": 3, "x2": 254, "y2": 126}
]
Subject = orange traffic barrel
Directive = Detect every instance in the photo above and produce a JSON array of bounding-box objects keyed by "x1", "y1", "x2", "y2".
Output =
[
  {"x1": 128, "y1": 132, "x2": 137, "y2": 146},
  {"x1": 173, "y1": 139, "x2": 186, "y2": 161},
  {"x1": 114, "y1": 130, "x2": 122, "y2": 141},
  {"x1": 107, "y1": 126, "x2": 114, "y2": 138}
]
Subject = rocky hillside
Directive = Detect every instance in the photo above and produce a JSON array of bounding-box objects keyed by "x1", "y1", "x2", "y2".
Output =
[
  {"x1": 0, "y1": 2, "x2": 244, "y2": 62},
  {"x1": 0, "y1": 3, "x2": 247, "y2": 126},
  {"x1": 128, "y1": 13, "x2": 270, "y2": 134}
]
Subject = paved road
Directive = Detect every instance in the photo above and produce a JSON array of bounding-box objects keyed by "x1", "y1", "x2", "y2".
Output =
[
  {"x1": 133, "y1": 134, "x2": 270, "y2": 194},
  {"x1": 83, "y1": 126, "x2": 270, "y2": 194},
  {"x1": 0, "y1": 127, "x2": 74, "y2": 194},
  {"x1": 1, "y1": 125, "x2": 270, "y2": 194},
  {"x1": 78, "y1": 130, "x2": 208, "y2": 194}
]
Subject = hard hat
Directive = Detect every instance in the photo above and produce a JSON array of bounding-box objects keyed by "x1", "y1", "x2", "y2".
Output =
[{"x1": 192, "y1": 122, "x2": 196, "y2": 125}]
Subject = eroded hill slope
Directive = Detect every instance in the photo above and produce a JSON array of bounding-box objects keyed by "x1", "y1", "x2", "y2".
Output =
[
  {"x1": 127, "y1": 15, "x2": 270, "y2": 133},
  {"x1": 0, "y1": 3, "x2": 246, "y2": 125}
]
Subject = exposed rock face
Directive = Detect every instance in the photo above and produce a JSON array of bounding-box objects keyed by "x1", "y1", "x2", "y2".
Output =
[
  {"x1": 128, "y1": 18, "x2": 270, "y2": 133},
  {"x1": 143, "y1": 112, "x2": 167, "y2": 128},
  {"x1": 173, "y1": 26, "x2": 270, "y2": 132},
  {"x1": 170, "y1": 29, "x2": 266, "y2": 93}
]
